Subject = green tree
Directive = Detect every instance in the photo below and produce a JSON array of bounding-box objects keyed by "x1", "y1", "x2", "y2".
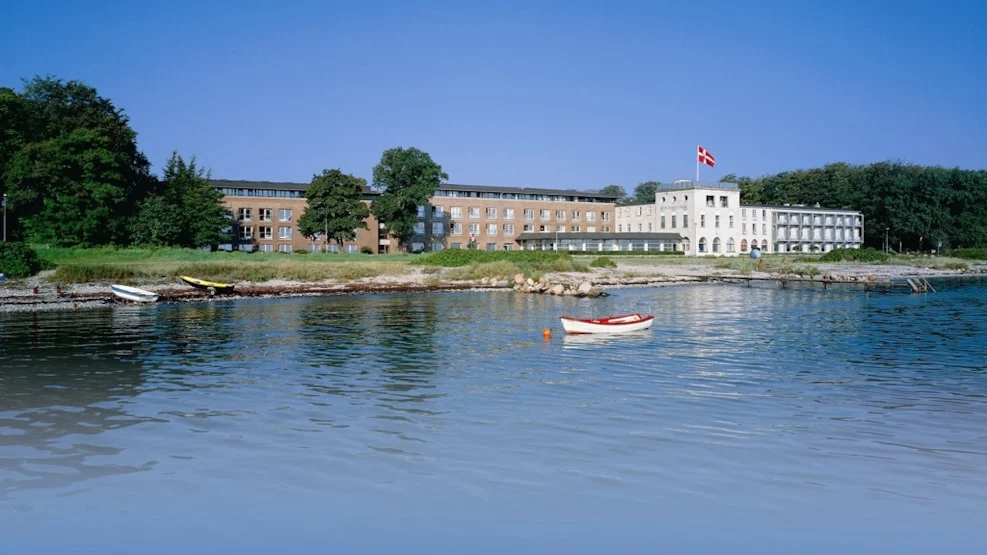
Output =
[
  {"x1": 371, "y1": 147, "x2": 448, "y2": 251},
  {"x1": 633, "y1": 181, "x2": 659, "y2": 204},
  {"x1": 599, "y1": 184, "x2": 631, "y2": 204},
  {"x1": 131, "y1": 153, "x2": 232, "y2": 248},
  {"x1": 297, "y1": 168, "x2": 370, "y2": 252}
]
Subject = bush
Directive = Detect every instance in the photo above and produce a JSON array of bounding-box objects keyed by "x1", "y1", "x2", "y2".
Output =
[
  {"x1": 818, "y1": 247, "x2": 889, "y2": 263},
  {"x1": 589, "y1": 256, "x2": 617, "y2": 268},
  {"x1": 415, "y1": 249, "x2": 575, "y2": 268},
  {"x1": 0, "y1": 242, "x2": 45, "y2": 279},
  {"x1": 950, "y1": 248, "x2": 987, "y2": 260},
  {"x1": 360, "y1": 246, "x2": 374, "y2": 254}
]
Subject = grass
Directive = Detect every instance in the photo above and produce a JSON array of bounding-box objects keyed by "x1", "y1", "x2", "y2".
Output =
[{"x1": 36, "y1": 245, "x2": 415, "y2": 284}]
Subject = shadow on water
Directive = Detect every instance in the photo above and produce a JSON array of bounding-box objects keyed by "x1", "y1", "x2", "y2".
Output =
[{"x1": 0, "y1": 307, "x2": 159, "y2": 499}]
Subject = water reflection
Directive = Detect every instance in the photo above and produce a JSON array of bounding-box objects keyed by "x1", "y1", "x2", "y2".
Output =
[{"x1": 0, "y1": 308, "x2": 157, "y2": 498}]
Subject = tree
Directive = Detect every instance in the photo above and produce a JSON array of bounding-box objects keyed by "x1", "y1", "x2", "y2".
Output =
[
  {"x1": 633, "y1": 181, "x2": 659, "y2": 204},
  {"x1": 297, "y1": 168, "x2": 370, "y2": 252},
  {"x1": 131, "y1": 153, "x2": 232, "y2": 248},
  {"x1": 599, "y1": 184, "x2": 631, "y2": 205},
  {"x1": 370, "y1": 147, "x2": 448, "y2": 251}
]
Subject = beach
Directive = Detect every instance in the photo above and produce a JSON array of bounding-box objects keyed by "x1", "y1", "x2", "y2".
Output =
[{"x1": 2, "y1": 257, "x2": 985, "y2": 313}]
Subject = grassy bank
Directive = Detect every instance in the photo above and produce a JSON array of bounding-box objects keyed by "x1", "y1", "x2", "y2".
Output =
[{"x1": 34, "y1": 246, "x2": 416, "y2": 284}]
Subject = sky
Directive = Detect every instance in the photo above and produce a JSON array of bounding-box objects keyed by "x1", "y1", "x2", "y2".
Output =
[{"x1": 2, "y1": 0, "x2": 984, "y2": 191}]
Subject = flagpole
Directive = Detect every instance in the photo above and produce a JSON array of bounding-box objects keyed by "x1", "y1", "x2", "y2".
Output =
[{"x1": 696, "y1": 145, "x2": 700, "y2": 183}]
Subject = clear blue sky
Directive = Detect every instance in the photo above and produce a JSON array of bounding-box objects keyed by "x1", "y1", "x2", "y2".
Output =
[{"x1": 2, "y1": 0, "x2": 984, "y2": 190}]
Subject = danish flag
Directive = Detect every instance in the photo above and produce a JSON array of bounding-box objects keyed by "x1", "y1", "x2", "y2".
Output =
[{"x1": 697, "y1": 145, "x2": 715, "y2": 168}]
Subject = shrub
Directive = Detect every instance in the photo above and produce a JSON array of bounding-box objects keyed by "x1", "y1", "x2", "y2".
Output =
[
  {"x1": 0, "y1": 242, "x2": 45, "y2": 279},
  {"x1": 360, "y1": 246, "x2": 374, "y2": 254},
  {"x1": 415, "y1": 249, "x2": 575, "y2": 268},
  {"x1": 950, "y1": 248, "x2": 987, "y2": 260},
  {"x1": 818, "y1": 247, "x2": 889, "y2": 263},
  {"x1": 944, "y1": 262, "x2": 969, "y2": 271},
  {"x1": 589, "y1": 256, "x2": 617, "y2": 268}
]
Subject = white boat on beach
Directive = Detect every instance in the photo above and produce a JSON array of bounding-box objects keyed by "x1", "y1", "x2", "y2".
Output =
[{"x1": 110, "y1": 284, "x2": 159, "y2": 303}]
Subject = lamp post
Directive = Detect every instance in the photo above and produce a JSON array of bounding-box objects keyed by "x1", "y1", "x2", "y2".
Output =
[
  {"x1": 2, "y1": 193, "x2": 6, "y2": 242},
  {"x1": 885, "y1": 227, "x2": 889, "y2": 253}
]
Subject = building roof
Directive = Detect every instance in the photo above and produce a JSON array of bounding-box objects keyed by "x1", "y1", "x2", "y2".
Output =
[
  {"x1": 515, "y1": 232, "x2": 683, "y2": 241},
  {"x1": 437, "y1": 183, "x2": 619, "y2": 200},
  {"x1": 211, "y1": 179, "x2": 377, "y2": 195},
  {"x1": 743, "y1": 203, "x2": 863, "y2": 214},
  {"x1": 657, "y1": 180, "x2": 740, "y2": 192}
]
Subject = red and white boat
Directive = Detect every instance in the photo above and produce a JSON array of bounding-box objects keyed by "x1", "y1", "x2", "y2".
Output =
[{"x1": 559, "y1": 313, "x2": 654, "y2": 334}]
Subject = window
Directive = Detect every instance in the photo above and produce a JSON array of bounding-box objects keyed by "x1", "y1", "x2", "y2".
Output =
[
  {"x1": 587, "y1": 226, "x2": 596, "y2": 232},
  {"x1": 468, "y1": 223, "x2": 480, "y2": 235},
  {"x1": 586, "y1": 212, "x2": 596, "y2": 222},
  {"x1": 451, "y1": 222, "x2": 463, "y2": 235},
  {"x1": 556, "y1": 224, "x2": 565, "y2": 232},
  {"x1": 345, "y1": 244, "x2": 358, "y2": 254},
  {"x1": 524, "y1": 209, "x2": 535, "y2": 220},
  {"x1": 729, "y1": 215, "x2": 734, "y2": 228},
  {"x1": 414, "y1": 222, "x2": 425, "y2": 234},
  {"x1": 327, "y1": 244, "x2": 340, "y2": 253},
  {"x1": 762, "y1": 210, "x2": 766, "y2": 219},
  {"x1": 504, "y1": 208, "x2": 514, "y2": 220},
  {"x1": 712, "y1": 237, "x2": 721, "y2": 253},
  {"x1": 683, "y1": 215, "x2": 688, "y2": 228},
  {"x1": 238, "y1": 208, "x2": 252, "y2": 221},
  {"x1": 762, "y1": 223, "x2": 767, "y2": 234},
  {"x1": 539, "y1": 224, "x2": 550, "y2": 232},
  {"x1": 570, "y1": 225, "x2": 580, "y2": 232},
  {"x1": 715, "y1": 215, "x2": 720, "y2": 228},
  {"x1": 556, "y1": 209, "x2": 566, "y2": 221},
  {"x1": 416, "y1": 206, "x2": 425, "y2": 218},
  {"x1": 279, "y1": 226, "x2": 292, "y2": 239},
  {"x1": 602, "y1": 225, "x2": 610, "y2": 232},
  {"x1": 503, "y1": 243, "x2": 514, "y2": 251},
  {"x1": 469, "y1": 207, "x2": 480, "y2": 218},
  {"x1": 523, "y1": 224, "x2": 533, "y2": 232},
  {"x1": 432, "y1": 222, "x2": 445, "y2": 235},
  {"x1": 726, "y1": 238, "x2": 735, "y2": 253},
  {"x1": 571, "y1": 210, "x2": 581, "y2": 221},
  {"x1": 648, "y1": 222, "x2": 652, "y2": 231},
  {"x1": 450, "y1": 242, "x2": 462, "y2": 249},
  {"x1": 258, "y1": 226, "x2": 273, "y2": 239},
  {"x1": 503, "y1": 223, "x2": 514, "y2": 235},
  {"x1": 432, "y1": 206, "x2": 444, "y2": 217},
  {"x1": 742, "y1": 209, "x2": 747, "y2": 220},
  {"x1": 701, "y1": 215, "x2": 706, "y2": 228},
  {"x1": 706, "y1": 195, "x2": 714, "y2": 207},
  {"x1": 277, "y1": 209, "x2": 292, "y2": 222},
  {"x1": 308, "y1": 244, "x2": 322, "y2": 253},
  {"x1": 637, "y1": 223, "x2": 642, "y2": 231},
  {"x1": 239, "y1": 226, "x2": 253, "y2": 240},
  {"x1": 602, "y1": 212, "x2": 610, "y2": 221},
  {"x1": 719, "y1": 196, "x2": 728, "y2": 208},
  {"x1": 487, "y1": 223, "x2": 497, "y2": 235},
  {"x1": 259, "y1": 208, "x2": 272, "y2": 222},
  {"x1": 698, "y1": 237, "x2": 707, "y2": 253},
  {"x1": 451, "y1": 206, "x2": 463, "y2": 218},
  {"x1": 486, "y1": 207, "x2": 497, "y2": 219},
  {"x1": 486, "y1": 243, "x2": 497, "y2": 251},
  {"x1": 259, "y1": 244, "x2": 273, "y2": 252},
  {"x1": 540, "y1": 210, "x2": 550, "y2": 220},
  {"x1": 671, "y1": 216, "x2": 677, "y2": 228},
  {"x1": 741, "y1": 239, "x2": 748, "y2": 252},
  {"x1": 279, "y1": 244, "x2": 292, "y2": 253}
]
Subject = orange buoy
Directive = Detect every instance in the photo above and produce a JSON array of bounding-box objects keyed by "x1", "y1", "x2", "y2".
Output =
[{"x1": 542, "y1": 328, "x2": 552, "y2": 339}]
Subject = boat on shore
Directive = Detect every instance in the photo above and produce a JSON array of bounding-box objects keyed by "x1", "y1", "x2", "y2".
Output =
[
  {"x1": 560, "y1": 313, "x2": 654, "y2": 334},
  {"x1": 110, "y1": 284, "x2": 160, "y2": 303},
  {"x1": 179, "y1": 275, "x2": 235, "y2": 293}
]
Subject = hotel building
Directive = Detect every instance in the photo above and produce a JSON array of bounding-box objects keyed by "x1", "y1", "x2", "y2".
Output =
[{"x1": 617, "y1": 180, "x2": 864, "y2": 256}]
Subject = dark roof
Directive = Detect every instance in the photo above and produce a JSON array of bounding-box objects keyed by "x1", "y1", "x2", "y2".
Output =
[
  {"x1": 437, "y1": 183, "x2": 619, "y2": 200},
  {"x1": 743, "y1": 203, "x2": 862, "y2": 214},
  {"x1": 515, "y1": 232, "x2": 683, "y2": 241},
  {"x1": 211, "y1": 179, "x2": 377, "y2": 195}
]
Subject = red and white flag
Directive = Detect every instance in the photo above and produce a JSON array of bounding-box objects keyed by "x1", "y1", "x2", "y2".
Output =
[{"x1": 697, "y1": 145, "x2": 716, "y2": 168}]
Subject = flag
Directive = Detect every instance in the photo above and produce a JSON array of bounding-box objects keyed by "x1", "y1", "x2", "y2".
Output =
[{"x1": 697, "y1": 145, "x2": 715, "y2": 168}]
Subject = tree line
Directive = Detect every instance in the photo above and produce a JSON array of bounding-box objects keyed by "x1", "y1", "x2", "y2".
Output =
[{"x1": 0, "y1": 75, "x2": 447, "y2": 253}]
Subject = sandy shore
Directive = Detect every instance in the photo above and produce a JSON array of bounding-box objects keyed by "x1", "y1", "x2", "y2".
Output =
[{"x1": 2, "y1": 259, "x2": 985, "y2": 313}]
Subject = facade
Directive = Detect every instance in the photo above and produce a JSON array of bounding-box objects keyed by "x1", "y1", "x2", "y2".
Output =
[
  {"x1": 617, "y1": 180, "x2": 865, "y2": 256},
  {"x1": 213, "y1": 179, "x2": 381, "y2": 254},
  {"x1": 616, "y1": 202, "x2": 658, "y2": 233},
  {"x1": 515, "y1": 231, "x2": 682, "y2": 252},
  {"x1": 410, "y1": 184, "x2": 618, "y2": 252}
]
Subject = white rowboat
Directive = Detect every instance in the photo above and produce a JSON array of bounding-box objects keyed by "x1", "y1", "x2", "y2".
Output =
[
  {"x1": 560, "y1": 313, "x2": 654, "y2": 334},
  {"x1": 110, "y1": 284, "x2": 159, "y2": 303}
]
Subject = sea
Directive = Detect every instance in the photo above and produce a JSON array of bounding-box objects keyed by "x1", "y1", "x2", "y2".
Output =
[{"x1": 1, "y1": 279, "x2": 986, "y2": 554}]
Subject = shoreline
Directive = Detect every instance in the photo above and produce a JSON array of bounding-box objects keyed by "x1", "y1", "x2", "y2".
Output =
[{"x1": 2, "y1": 261, "x2": 985, "y2": 314}]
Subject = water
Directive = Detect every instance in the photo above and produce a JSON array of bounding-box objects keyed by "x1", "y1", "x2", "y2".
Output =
[{"x1": 2, "y1": 282, "x2": 986, "y2": 554}]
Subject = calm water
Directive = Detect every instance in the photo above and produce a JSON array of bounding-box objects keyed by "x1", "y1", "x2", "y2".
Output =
[{"x1": 1, "y1": 281, "x2": 986, "y2": 554}]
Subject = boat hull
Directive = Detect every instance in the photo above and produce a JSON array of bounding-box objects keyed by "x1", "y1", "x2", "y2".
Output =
[
  {"x1": 110, "y1": 284, "x2": 159, "y2": 303},
  {"x1": 560, "y1": 313, "x2": 654, "y2": 334},
  {"x1": 179, "y1": 275, "x2": 235, "y2": 293}
]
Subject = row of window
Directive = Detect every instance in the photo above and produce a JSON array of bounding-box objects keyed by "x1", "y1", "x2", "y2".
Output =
[
  {"x1": 418, "y1": 206, "x2": 609, "y2": 222},
  {"x1": 414, "y1": 223, "x2": 608, "y2": 236},
  {"x1": 237, "y1": 208, "x2": 293, "y2": 222},
  {"x1": 432, "y1": 190, "x2": 611, "y2": 203},
  {"x1": 239, "y1": 226, "x2": 294, "y2": 240},
  {"x1": 218, "y1": 188, "x2": 305, "y2": 198}
]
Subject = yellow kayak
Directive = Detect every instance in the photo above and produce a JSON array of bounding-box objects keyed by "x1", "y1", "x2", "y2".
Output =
[{"x1": 179, "y1": 275, "x2": 235, "y2": 293}]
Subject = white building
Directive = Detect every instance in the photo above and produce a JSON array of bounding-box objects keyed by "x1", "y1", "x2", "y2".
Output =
[{"x1": 617, "y1": 180, "x2": 864, "y2": 256}]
